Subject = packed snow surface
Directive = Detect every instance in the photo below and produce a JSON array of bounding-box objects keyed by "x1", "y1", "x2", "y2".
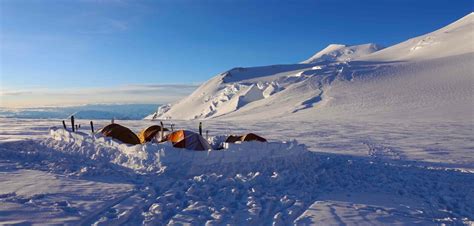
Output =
[{"x1": 1, "y1": 118, "x2": 473, "y2": 225}]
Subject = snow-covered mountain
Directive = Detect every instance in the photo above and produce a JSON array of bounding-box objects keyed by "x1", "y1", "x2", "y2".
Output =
[
  {"x1": 301, "y1": 43, "x2": 383, "y2": 64},
  {"x1": 148, "y1": 13, "x2": 474, "y2": 121}
]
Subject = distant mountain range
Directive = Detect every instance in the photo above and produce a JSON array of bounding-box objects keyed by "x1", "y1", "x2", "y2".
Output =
[{"x1": 0, "y1": 104, "x2": 158, "y2": 120}]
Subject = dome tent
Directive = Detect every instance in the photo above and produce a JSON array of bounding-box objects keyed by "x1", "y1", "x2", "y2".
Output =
[
  {"x1": 225, "y1": 133, "x2": 267, "y2": 143},
  {"x1": 225, "y1": 135, "x2": 242, "y2": 143},
  {"x1": 100, "y1": 123, "x2": 140, "y2": 145},
  {"x1": 138, "y1": 125, "x2": 169, "y2": 144},
  {"x1": 167, "y1": 130, "x2": 211, "y2": 151},
  {"x1": 241, "y1": 133, "x2": 267, "y2": 142}
]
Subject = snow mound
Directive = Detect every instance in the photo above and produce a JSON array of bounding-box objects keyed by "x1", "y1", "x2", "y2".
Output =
[
  {"x1": 47, "y1": 128, "x2": 307, "y2": 175},
  {"x1": 301, "y1": 43, "x2": 383, "y2": 64}
]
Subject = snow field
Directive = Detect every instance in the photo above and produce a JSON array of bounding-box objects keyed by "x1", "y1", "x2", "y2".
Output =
[
  {"x1": 1, "y1": 136, "x2": 473, "y2": 224},
  {"x1": 0, "y1": 122, "x2": 473, "y2": 224}
]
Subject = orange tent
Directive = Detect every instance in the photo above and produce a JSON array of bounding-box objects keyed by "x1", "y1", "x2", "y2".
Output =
[
  {"x1": 167, "y1": 130, "x2": 211, "y2": 151},
  {"x1": 137, "y1": 125, "x2": 169, "y2": 144},
  {"x1": 100, "y1": 124, "x2": 140, "y2": 145},
  {"x1": 225, "y1": 133, "x2": 267, "y2": 143}
]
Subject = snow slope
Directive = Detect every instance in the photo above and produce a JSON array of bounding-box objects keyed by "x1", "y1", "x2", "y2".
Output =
[
  {"x1": 361, "y1": 12, "x2": 474, "y2": 61},
  {"x1": 149, "y1": 13, "x2": 474, "y2": 121}
]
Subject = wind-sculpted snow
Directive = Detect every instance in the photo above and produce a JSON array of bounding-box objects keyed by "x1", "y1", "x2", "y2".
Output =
[{"x1": 0, "y1": 128, "x2": 473, "y2": 225}]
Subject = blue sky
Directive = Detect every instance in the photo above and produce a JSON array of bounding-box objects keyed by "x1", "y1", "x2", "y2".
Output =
[{"x1": 1, "y1": 0, "x2": 472, "y2": 107}]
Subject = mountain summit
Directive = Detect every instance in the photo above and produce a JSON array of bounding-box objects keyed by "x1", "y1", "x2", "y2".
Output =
[{"x1": 301, "y1": 43, "x2": 383, "y2": 64}]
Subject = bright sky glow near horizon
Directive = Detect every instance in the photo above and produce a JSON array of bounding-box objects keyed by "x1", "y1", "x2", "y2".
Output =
[{"x1": 0, "y1": 0, "x2": 472, "y2": 108}]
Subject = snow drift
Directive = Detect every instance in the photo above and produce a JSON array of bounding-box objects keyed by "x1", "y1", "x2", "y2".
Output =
[
  {"x1": 148, "y1": 13, "x2": 474, "y2": 121},
  {"x1": 47, "y1": 128, "x2": 307, "y2": 175}
]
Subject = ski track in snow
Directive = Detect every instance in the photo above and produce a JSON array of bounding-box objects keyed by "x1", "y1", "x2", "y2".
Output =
[{"x1": 0, "y1": 118, "x2": 473, "y2": 225}]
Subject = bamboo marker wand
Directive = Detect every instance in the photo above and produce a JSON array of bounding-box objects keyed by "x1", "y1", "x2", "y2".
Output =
[
  {"x1": 71, "y1": 116, "x2": 75, "y2": 132},
  {"x1": 160, "y1": 121, "x2": 164, "y2": 141},
  {"x1": 199, "y1": 122, "x2": 202, "y2": 136},
  {"x1": 90, "y1": 121, "x2": 94, "y2": 134}
]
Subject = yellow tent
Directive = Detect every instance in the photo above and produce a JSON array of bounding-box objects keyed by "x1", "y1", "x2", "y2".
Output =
[{"x1": 137, "y1": 125, "x2": 169, "y2": 144}]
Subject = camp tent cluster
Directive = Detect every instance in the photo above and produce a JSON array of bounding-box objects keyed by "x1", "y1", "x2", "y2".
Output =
[{"x1": 96, "y1": 123, "x2": 266, "y2": 151}]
